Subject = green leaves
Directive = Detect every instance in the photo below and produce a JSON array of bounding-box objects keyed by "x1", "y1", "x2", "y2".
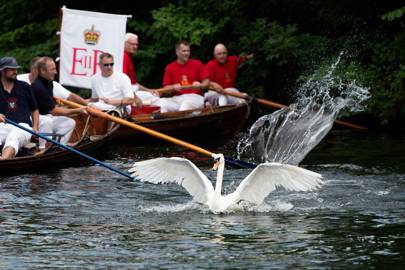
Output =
[
  {"x1": 382, "y1": 6, "x2": 405, "y2": 21},
  {"x1": 0, "y1": 19, "x2": 58, "y2": 71},
  {"x1": 151, "y1": 4, "x2": 223, "y2": 46},
  {"x1": 343, "y1": 33, "x2": 405, "y2": 124},
  {"x1": 0, "y1": 0, "x2": 403, "y2": 127},
  {"x1": 239, "y1": 19, "x2": 300, "y2": 67},
  {"x1": 263, "y1": 22, "x2": 300, "y2": 64}
]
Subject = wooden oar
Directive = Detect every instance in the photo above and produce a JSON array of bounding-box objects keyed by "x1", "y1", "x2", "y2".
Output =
[
  {"x1": 5, "y1": 118, "x2": 133, "y2": 179},
  {"x1": 155, "y1": 84, "x2": 201, "y2": 95},
  {"x1": 213, "y1": 89, "x2": 368, "y2": 130},
  {"x1": 153, "y1": 84, "x2": 367, "y2": 130},
  {"x1": 56, "y1": 98, "x2": 255, "y2": 169}
]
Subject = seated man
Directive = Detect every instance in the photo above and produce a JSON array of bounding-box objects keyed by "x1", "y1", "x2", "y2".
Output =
[
  {"x1": 17, "y1": 56, "x2": 88, "y2": 105},
  {"x1": 0, "y1": 57, "x2": 39, "y2": 159},
  {"x1": 19, "y1": 57, "x2": 89, "y2": 148},
  {"x1": 159, "y1": 40, "x2": 210, "y2": 113},
  {"x1": 204, "y1": 43, "x2": 253, "y2": 106},
  {"x1": 123, "y1": 33, "x2": 160, "y2": 106},
  {"x1": 90, "y1": 52, "x2": 139, "y2": 114},
  {"x1": 31, "y1": 57, "x2": 86, "y2": 145}
]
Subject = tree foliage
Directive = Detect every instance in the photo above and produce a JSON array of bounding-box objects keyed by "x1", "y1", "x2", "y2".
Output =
[
  {"x1": 151, "y1": 4, "x2": 226, "y2": 46},
  {"x1": 0, "y1": 0, "x2": 404, "y2": 128},
  {"x1": 382, "y1": 6, "x2": 405, "y2": 21}
]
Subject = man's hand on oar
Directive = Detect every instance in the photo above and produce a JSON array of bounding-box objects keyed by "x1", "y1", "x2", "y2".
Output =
[{"x1": 155, "y1": 84, "x2": 201, "y2": 96}]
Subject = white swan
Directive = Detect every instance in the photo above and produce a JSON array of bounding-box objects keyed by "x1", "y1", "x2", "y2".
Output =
[{"x1": 129, "y1": 154, "x2": 323, "y2": 213}]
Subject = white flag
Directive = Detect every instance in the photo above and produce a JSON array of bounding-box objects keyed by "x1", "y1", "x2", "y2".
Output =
[{"x1": 60, "y1": 7, "x2": 128, "y2": 88}]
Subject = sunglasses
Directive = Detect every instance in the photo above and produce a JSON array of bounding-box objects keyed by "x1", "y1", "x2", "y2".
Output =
[{"x1": 102, "y1": 63, "x2": 114, "y2": 67}]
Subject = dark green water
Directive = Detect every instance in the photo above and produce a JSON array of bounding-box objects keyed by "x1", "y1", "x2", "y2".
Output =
[{"x1": 1, "y1": 130, "x2": 404, "y2": 269}]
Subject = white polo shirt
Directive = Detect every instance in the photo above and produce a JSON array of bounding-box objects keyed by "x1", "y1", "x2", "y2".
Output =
[
  {"x1": 91, "y1": 71, "x2": 134, "y2": 113},
  {"x1": 91, "y1": 71, "x2": 133, "y2": 99}
]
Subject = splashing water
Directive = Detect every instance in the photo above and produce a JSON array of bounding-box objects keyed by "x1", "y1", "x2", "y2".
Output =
[{"x1": 238, "y1": 53, "x2": 370, "y2": 165}]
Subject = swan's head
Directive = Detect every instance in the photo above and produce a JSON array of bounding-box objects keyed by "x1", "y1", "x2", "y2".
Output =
[{"x1": 212, "y1": 153, "x2": 225, "y2": 170}]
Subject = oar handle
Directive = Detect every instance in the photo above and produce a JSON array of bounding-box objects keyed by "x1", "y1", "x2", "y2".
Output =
[
  {"x1": 91, "y1": 107, "x2": 215, "y2": 157},
  {"x1": 57, "y1": 98, "x2": 215, "y2": 158},
  {"x1": 5, "y1": 118, "x2": 133, "y2": 179},
  {"x1": 333, "y1": 119, "x2": 368, "y2": 130},
  {"x1": 211, "y1": 89, "x2": 286, "y2": 109},
  {"x1": 212, "y1": 89, "x2": 368, "y2": 130},
  {"x1": 57, "y1": 98, "x2": 257, "y2": 169},
  {"x1": 255, "y1": 98, "x2": 286, "y2": 109},
  {"x1": 155, "y1": 84, "x2": 200, "y2": 94}
]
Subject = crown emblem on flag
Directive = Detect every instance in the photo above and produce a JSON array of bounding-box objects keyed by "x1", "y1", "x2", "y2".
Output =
[{"x1": 83, "y1": 25, "x2": 101, "y2": 45}]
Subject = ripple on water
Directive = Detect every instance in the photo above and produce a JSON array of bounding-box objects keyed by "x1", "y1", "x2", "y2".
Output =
[{"x1": 1, "y1": 147, "x2": 405, "y2": 269}]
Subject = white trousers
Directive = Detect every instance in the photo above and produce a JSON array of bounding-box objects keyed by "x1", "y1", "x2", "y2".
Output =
[
  {"x1": 0, "y1": 122, "x2": 32, "y2": 155},
  {"x1": 158, "y1": 94, "x2": 204, "y2": 113},
  {"x1": 131, "y1": 84, "x2": 160, "y2": 106},
  {"x1": 90, "y1": 101, "x2": 131, "y2": 115},
  {"x1": 136, "y1": 91, "x2": 160, "y2": 106},
  {"x1": 38, "y1": 115, "x2": 76, "y2": 147},
  {"x1": 204, "y1": 88, "x2": 246, "y2": 106}
]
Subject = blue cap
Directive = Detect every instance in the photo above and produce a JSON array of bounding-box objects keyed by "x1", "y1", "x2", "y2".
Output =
[{"x1": 0, "y1": 57, "x2": 21, "y2": 70}]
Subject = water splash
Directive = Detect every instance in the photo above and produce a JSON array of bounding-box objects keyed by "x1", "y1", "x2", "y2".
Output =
[
  {"x1": 238, "y1": 53, "x2": 370, "y2": 165},
  {"x1": 138, "y1": 201, "x2": 200, "y2": 213}
]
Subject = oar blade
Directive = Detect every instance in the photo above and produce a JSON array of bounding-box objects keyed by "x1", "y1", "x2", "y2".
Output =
[{"x1": 225, "y1": 156, "x2": 257, "y2": 169}]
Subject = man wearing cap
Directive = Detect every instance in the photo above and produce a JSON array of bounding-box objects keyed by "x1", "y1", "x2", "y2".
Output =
[
  {"x1": 0, "y1": 56, "x2": 39, "y2": 159},
  {"x1": 31, "y1": 57, "x2": 87, "y2": 146},
  {"x1": 204, "y1": 43, "x2": 253, "y2": 106}
]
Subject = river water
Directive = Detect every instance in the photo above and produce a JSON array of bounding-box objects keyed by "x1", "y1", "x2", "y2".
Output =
[{"x1": 0, "y1": 130, "x2": 404, "y2": 269}]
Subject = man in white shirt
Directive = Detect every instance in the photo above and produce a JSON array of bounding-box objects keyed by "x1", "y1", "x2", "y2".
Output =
[
  {"x1": 90, "y1": 52, "x2": 140, "y2": 114},
  {"x1": 17, "y1": 57, "x2": 88, "y2": 105}
]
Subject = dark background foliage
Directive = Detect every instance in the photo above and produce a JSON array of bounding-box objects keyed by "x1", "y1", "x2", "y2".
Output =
[{"x1": 0, "y1": 0, "x2": 404, "y2": 129}]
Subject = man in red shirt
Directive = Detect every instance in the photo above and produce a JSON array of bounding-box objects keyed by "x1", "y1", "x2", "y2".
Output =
[
  {"x1": 123, "y1": 33, "x2": 138, "y2": 85},
  {"x1": 204, "y1": 43, "x2": 253, "y2": 106},
  {"x1": 123, "y1": 33, "x2": 159, "y2": 106},
  {"x1": 159, "y1": 40, "x2": 210, "y2": 112}
]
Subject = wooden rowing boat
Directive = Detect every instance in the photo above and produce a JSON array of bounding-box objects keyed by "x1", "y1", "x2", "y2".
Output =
[
  {"x1": 0, "y1": 114, "x2": 118, "y2": 174},
  {"x1": 113, "y1": 102, "x2": 251, "y2": 142}
]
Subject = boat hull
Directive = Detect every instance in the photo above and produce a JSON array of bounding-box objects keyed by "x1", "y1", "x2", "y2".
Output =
[
  {"x1": 114, "y1": 103, "x2": 250, "y2": 142},
  {"x1": 0, "y1": 115, "x2": 117, "y2": 174}
]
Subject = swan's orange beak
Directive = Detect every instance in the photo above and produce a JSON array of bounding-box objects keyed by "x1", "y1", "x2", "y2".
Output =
[{"x1": 212, "y1": 159, "x2": 220, "y2": 170}]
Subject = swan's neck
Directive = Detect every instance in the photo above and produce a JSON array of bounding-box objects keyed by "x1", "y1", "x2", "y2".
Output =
[{"x1": 214, "y1": 158, "x2": 225, "y2": 198}]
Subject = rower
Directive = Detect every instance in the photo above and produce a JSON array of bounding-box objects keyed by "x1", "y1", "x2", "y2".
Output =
[
  {"x1": 204, "y1": 43, "x2": 253, "y2": 106},
  {"x1": 0, "y1": 56, "x2": 39, "y2": 159},
  {"x1": 31, "y1": 57, "x2": 87, "y2": 146},
  {"x1": 90, "y1": 52, "x2": 140, "y2": 115},
  {"x1": 158, "y1": 40, "x2": 210, "y2": 113},
  {"x1": 123, "y1": 33, "x2": 160, "y2": 107}
]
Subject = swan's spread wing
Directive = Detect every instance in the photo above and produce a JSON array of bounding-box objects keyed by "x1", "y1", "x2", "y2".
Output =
[
  {"x1": 129, "y1": 157, "x2": 214, "y2": 204},
  {"x1": 230, "y1": 163, "x2": 323, "y2": 205}
]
